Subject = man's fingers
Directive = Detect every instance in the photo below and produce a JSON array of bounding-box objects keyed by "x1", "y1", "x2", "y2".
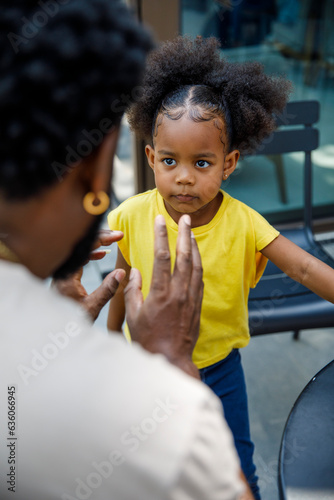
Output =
[
  {"x1": 176, "y1": 214, "x2": 192, "y2": 256},
  {"x1": 89, "y1": 249, "x2": 112, "y2": 261},
  {"x1": 190, "y1": 234, "x2": 203, "y2": 297},
  {"x1": 91, "y1": 230, "x2": 123, "y2": 251},
  {"x1": 85, "y1": 268, "x2": 125, "y2": 321},
  {"x1": 124, "y1": 268, "x2": 144, "y2": 330},
  {"x1": 173, "y1": 214, "x2": 193, "y2": 288},
  {"x1": 99, "y1": 230, "x2": 123, "y2": 246},
  {"x1": 150, "y1": 215, "x2": 171, "y2": 292},
  {"x1": 51, "y1": 268, "x2": 84, "y2": 297},
  {"x1": 189, "y1": 235, "x2": 204, "y2": 326}
]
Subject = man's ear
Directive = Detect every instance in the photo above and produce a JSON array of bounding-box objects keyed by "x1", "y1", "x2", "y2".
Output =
[
  {"x1": 145, "y1": 144, "x2": 155, "y2": 171},
  {"x1": 224, "y1": 149, "x2": 240, "y2": 180}
]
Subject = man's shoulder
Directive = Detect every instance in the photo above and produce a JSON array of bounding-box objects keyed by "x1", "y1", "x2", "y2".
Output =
[
  {"x1": 0, "y1": 260, "x2": 90, "y2": 330},
  {"x1": 0, "y1": 262, "x2": 242, "y2": 500}
]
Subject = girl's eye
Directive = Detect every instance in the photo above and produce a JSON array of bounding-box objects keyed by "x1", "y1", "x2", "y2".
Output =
[
  {"x1": 163, "y1": 158, "x2": 176, "y2": 166},
  {"x1": 196, "y1": 160, "x2": 210, "y2": 168}
]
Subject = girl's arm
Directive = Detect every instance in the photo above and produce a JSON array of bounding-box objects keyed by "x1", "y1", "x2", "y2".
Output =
[
  {"x1": 261, "y1": 234, "x2": 334, "y2": 303},
  {"x1": 107, "y1": 248, "x2": 131, "y2": 332}
]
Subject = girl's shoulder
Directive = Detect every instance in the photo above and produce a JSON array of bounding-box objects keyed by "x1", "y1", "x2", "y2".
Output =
[
  {"x1": 109, "y1": 189, "x2": 158, "y2": 216},
  {"x1": 222, "y1": 190, "x2": 275, "y2": 228},
  {"x1": 222, "y1": 190, "x2": 256, "y2": 216}
]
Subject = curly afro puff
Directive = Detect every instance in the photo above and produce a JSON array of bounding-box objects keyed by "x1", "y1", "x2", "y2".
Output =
[
  {"x1": 0, "y1": 0, "x2": 153, "y2": 200},
  {"x1": 127, "y1": 36, "x2": 292, "y2": 154}
]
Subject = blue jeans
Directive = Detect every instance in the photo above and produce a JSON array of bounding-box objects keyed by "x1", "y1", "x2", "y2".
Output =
[{"x1": 200, "y1": 349, "x2": 261, "y2": 500}]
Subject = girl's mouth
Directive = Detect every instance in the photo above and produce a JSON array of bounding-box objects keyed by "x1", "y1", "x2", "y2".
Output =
[{"x1": 175, "y1": 194, "x2": 196, "y2": 202}]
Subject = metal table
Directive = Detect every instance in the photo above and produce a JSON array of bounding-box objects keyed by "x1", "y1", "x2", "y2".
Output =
[{"x1": 279, "y1": 359, "x2": 334, "y2": 499}]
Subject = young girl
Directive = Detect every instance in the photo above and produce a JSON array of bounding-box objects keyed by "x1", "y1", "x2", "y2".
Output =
[{"x1": 107, "y1": 36, "x2": 334, "y2": 499}]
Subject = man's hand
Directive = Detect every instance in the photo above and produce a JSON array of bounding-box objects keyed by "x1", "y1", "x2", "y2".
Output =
[
  {"x1": 52, "y1": 230, "x2": 125, "y2": 321},
  {"x1": 124, "y1": 214, "x2": 203, "y2": 379}
]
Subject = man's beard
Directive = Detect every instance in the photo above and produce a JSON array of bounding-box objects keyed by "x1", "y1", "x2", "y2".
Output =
[{"x1": 52, "y1": 213, "x2": 104, "y2": 280}]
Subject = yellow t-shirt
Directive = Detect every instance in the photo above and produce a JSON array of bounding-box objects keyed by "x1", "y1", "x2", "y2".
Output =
[{"x1": 108, "y1": 189, "x2": 279, "y2": 369}]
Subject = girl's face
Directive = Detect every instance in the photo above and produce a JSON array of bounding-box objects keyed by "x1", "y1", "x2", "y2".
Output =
[{"x1": 146, "y1": 114, "x2": 239, "y2": 227}]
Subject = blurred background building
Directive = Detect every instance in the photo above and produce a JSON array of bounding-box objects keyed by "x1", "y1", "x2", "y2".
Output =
[{"x1": 124, "y1": 0, "x2": 334, "y2": 230}]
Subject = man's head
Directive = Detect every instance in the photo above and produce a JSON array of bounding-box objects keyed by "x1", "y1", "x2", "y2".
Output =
[
  {"x1": 0, "y1": 0, "x2": 153, "y2": 278},
  {"x1": 1, "y1": 0, "x2": 152, "y2": 200}
]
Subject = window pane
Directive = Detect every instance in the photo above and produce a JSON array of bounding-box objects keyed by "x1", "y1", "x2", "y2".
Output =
[{"x1": 181, "y1": 0, "x2": 334, "y2": 225}]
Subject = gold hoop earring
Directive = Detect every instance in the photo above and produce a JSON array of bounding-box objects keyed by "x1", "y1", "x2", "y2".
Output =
[{"x1": 83, "y1": 191, "x2": 110, "y2": 215}]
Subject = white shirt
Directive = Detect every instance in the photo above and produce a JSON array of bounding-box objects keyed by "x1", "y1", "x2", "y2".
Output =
[{"x1": 0, "y1": 260, "x2": 244, "y2": 500}]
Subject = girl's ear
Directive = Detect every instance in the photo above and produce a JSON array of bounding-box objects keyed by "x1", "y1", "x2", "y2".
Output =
[
  {"x1": 224, "y1": 149, "x2": 240, "y2": 179},
  {"x1": 145, "y1": 144, "x2": 155, "y2": 171}
]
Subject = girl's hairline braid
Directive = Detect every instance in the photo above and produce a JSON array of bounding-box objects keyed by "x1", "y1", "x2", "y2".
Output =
[{"x1": 150, "y1": 84, "x2": 234, "y2": 152}]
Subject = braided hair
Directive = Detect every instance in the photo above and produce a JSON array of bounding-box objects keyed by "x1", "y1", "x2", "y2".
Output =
[
  {"x1": 0, "y1": 0, "x2": 153, "y2": 199},
  {"x1": 127, "y1": 36, "x2": 292, "y2": 154}
]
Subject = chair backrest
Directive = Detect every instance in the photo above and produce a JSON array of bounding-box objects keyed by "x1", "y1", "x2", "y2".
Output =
[{"x1": 248, "y1": 100, "x2": 320, "y2": 237}]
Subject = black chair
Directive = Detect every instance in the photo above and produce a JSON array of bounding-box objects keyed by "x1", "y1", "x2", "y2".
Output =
[{"x1": 247, "y1": 100, "x2": 334, "y2": 338}]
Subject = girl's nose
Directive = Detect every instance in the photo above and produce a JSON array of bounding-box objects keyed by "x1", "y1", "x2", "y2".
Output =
[{"x1": 175, "y1": 165, "x2": 195, "y2": 185}]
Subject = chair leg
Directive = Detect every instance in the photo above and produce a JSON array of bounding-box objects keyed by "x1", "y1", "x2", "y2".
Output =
[
  {"x1": 267, "y1": 154, "x2": 288, "y2": 204},
  {"x1": 293, "y1": 330, "x2": 300, "y2": 341}
]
